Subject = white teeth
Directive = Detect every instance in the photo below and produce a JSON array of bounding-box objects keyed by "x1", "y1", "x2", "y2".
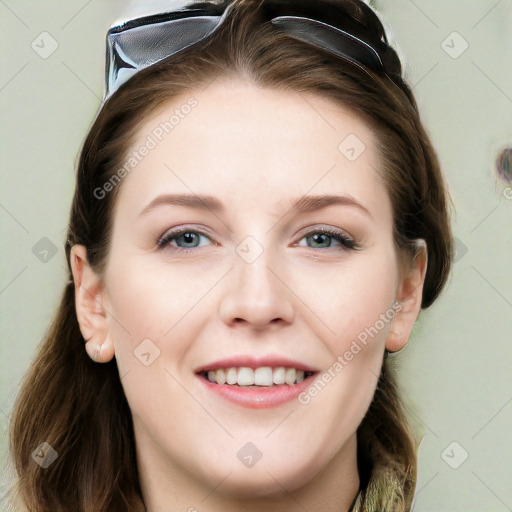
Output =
[
  {"x1": 284, "y1": 368, "x2": 296, "y2": 385},
  {"x1": 272, "y1": 367, "x2": 285, "y2": 385},
  {"x1": 237, "y1": 367, "x2": 254, "y2": 386},
  {"x1": 204, "y1": 366, "x2": 311, "y2": 386},
  {"x1": 254, "y1": 367, "x2": 273, "y2": 386},
  {"x1": 215, "y1": 368, "x2": 226, "y2": 385},
  {"x1": 226, "y1": 367, "x2": 237, "y2": 385}
]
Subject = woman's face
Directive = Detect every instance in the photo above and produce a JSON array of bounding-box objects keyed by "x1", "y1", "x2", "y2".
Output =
[{"x1": 74, "y1": 78, "x2": 423, "y2": 504}]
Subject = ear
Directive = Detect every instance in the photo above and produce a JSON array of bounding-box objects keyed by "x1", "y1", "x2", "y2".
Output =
[
  {"x1": 70, "y1": 245, "x2": 115, "y2": 363},
  {"x1": 386, "y1": 239, "x2": 428, "y2": 352}
]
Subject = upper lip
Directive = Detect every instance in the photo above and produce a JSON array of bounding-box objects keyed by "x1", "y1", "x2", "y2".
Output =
[{"x1": 194, "y1": 355, "x2": 319, "y2": 374}]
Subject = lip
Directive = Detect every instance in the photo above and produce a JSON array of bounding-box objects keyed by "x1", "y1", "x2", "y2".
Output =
[
  {"x1": 194, "y1": 354, "x2": 319, "y2": 409},
  {"x1": 194, "y1": 355, "x2": 319, "y2": 374},
  {"x1": 197, "y1": 372, "x2": 317, "y2": 409}
]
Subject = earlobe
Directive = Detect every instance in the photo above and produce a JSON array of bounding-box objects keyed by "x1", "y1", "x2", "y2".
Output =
[
  {"x1": 386, "y1": 240, "x2": 428, "y2": 352},
  {"x1": 70, "y1": 245, "x2": 115, "y2": 363}
]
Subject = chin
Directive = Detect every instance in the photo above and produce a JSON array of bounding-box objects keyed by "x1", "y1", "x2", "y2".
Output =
[{"x1": 208, "y1": 460, "x2": 318, "y2": 500}]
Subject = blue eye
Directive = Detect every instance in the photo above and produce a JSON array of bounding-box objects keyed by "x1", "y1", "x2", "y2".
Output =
[
  {"x1": 157, "y1": 228, "x2": 211, "y2": 253},
  {"x1": 157, "y1": 227, "x2": 357, "y2": 253},
  {"x1": 299, "y1": 228, "x2": 356, "y2": 250}
]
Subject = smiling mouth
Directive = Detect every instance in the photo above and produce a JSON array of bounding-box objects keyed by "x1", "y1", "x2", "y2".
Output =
[{"x1": 198, "y1": 366, "x2": 316, "y2": 387}]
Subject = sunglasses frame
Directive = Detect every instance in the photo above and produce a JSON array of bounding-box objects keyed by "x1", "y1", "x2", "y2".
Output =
[{"x1": 105, "y1": 0, "x2": 390, "y2": 101}]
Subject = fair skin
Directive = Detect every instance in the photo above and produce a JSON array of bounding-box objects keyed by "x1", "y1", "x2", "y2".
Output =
[{"x1": 70, "y1": 78, "x2": 426, "y2": 512}]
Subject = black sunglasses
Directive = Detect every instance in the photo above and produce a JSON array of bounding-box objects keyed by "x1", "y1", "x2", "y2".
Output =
[{"x1": 105, "y1": 0, "x2": 400, "y2": 100}]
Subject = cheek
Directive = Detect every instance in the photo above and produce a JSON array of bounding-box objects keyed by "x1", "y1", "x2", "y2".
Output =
[
  {"x1": 103, "y1": 257, "x2": 195, "y2": 386},
  {"x1": 103, "y1": 254, "x2": 226, "y2": 395},
  {"x1": 294, "y1": 246, "x2": 398, "y2": 431},
  {"x1": 105, "y1": 256, "x2": 204, "y2": 339},
  {"x1": 295, "y1": 245, "x2": 399, "y2": 355},
  {"x1": 103, "y1": 266, "x2": 198, "y2": 433}
]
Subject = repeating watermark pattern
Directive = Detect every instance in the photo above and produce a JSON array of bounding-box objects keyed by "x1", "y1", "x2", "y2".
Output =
[
  {"x1": 31, "y1": 237, "x2": 58, "y2": 263},
  {"x1": 338, "y1": 133, "x2": 366, "y2": 162},
  {"x1": 441, "y1": 441, "x2": 469, "y2": 469},
  {"x1": 298, "y1": 301, "x2": 403, "y2": 405},
  {"x1": 452, "y1": 236, "x2": 468, "y2": 263},
  {"x1": 133, "y1": 338, "x2": 161, "y2": 366},
  {"x1": 93, "y1": 97, "x2": 198, "y2": 200},
  {"x1": 236, "y1": 442, "x2": 263, "y2": 468},
  {"x1": 235, "y1": 235, "x2": 264, "y2": 264},
  {"x1": 441, "y1": 31, "x2": 469, "y2": 59},
  {"x1": 31, "y1": 31, "x2": 59, "y2": 59},
  {"x1": 31, "y1": 442, "x2": 58, "y2": 468}
]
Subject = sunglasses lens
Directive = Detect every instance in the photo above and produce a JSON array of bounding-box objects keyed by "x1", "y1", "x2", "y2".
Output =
[
  {"x1": 271, "y1": 17, "x2": 383, "y2": 72},
  {"x1": 105, "y1": 1, "x2": 389, "y2": 100}
]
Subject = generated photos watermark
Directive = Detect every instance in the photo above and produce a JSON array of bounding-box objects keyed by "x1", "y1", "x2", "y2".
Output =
[
  {"x1": 93, "y1": 97, "x2": 198, "y2": 200},
  {"x1": 298, "y1": 300, "x2": 403, "y2": 405}
]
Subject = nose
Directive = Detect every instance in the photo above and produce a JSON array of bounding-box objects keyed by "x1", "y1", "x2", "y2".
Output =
[{"x1": 218, "y1": 248, "x2": 295, "y2": 331}]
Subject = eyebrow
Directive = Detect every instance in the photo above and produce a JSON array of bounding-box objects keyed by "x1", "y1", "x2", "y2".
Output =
[{"x1": 139, "y1": 193, "x2": 372, "y2": 218}]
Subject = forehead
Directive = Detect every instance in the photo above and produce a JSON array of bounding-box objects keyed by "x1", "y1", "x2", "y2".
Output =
[{"x1": 112, "y1": 78, "x2": 390, "y2": 223}]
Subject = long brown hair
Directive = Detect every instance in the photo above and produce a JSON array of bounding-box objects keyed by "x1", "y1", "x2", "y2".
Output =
[{"x1": 5, "y1": 0, "x2": 453, "y2": 510}]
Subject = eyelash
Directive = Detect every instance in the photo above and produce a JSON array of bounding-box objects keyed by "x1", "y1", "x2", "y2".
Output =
[{"x1": 157, "y1": 226, "x2": 358, "y2": 254}]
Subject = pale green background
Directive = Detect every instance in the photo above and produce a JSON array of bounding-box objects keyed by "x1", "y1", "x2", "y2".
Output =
[{"x1": 1, "y1": 1, "x2": 511, "y2": 511}]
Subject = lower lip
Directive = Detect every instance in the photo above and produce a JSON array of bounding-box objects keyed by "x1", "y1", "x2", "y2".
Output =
[{"x1": 197, "y1": 374, "x2": 316, "y2": 409}]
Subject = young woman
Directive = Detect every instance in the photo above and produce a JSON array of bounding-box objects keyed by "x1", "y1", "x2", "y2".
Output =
[{"x1": 7, "y1": 0, "x2": 452, "y2": 510}]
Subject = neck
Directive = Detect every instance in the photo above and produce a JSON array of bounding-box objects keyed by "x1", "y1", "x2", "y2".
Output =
[{"x1": 138, "y1": 433, "x2": 360, "y2": 512}]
